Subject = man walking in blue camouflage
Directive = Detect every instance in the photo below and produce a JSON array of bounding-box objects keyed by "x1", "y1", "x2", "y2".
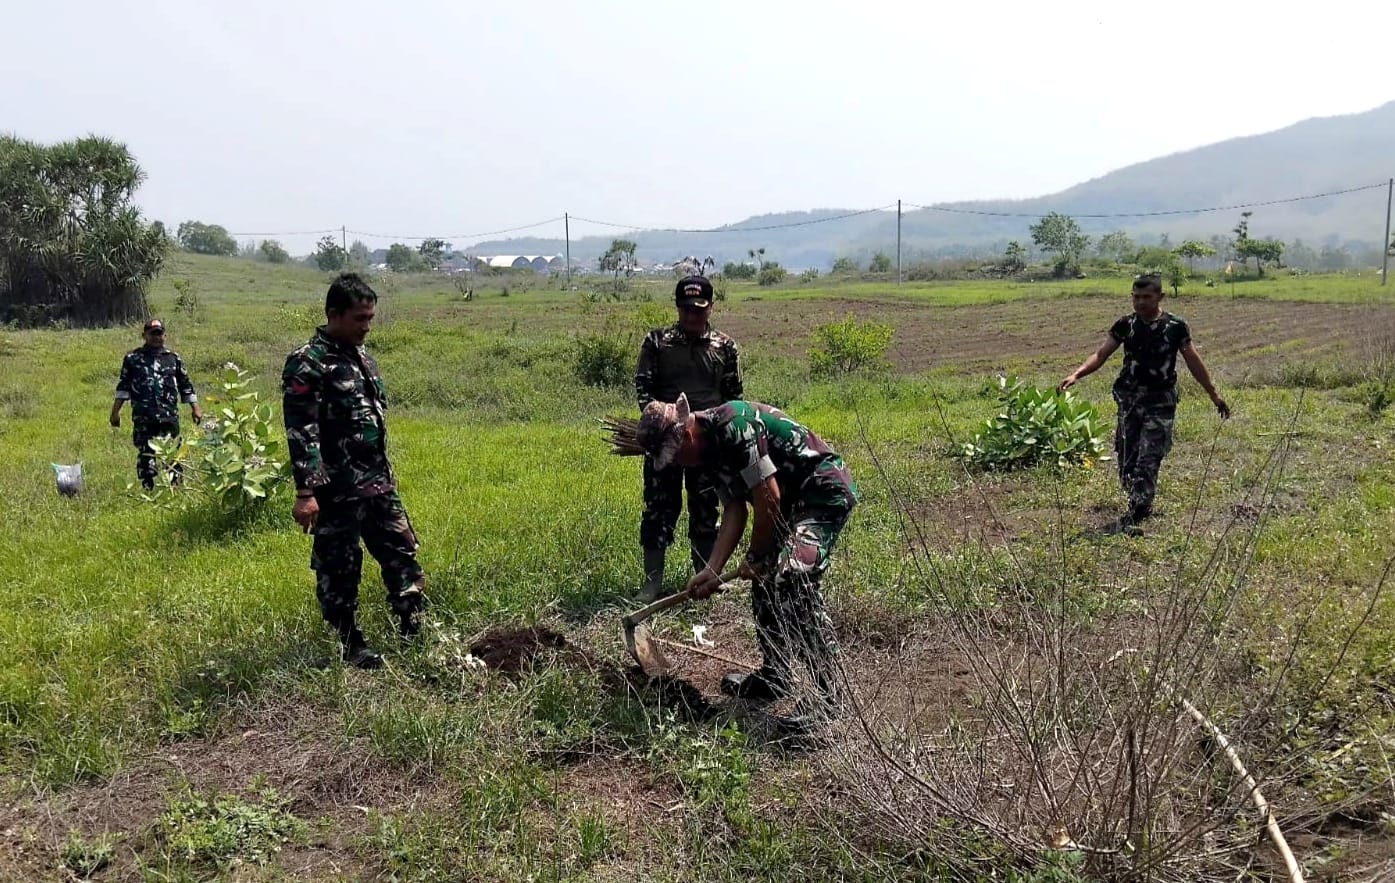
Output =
[
  {"x1": 283, "y1": 273, "x2": 426, "y2": 669},
  {"x1": 1059, "y1": 273, "x2": 1230, "y2": 533},
  {"x1": 110, "y1": 319, "x2": 202, "y2": 489}
]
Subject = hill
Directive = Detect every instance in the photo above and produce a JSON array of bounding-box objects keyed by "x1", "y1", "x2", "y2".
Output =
[{"x1": 472, "y1": 102, "x2": 1395, "y2": 269}]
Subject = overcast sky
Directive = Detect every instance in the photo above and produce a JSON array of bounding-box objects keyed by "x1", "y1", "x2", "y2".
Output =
[{"x1": 4, "y1": 0, "x2": 1392, "y2": 252}]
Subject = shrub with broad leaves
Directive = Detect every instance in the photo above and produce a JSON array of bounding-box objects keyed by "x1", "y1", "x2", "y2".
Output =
[
  {"x1": 138, "y1": 363, "x2": 290, "y2": 508},
  {"x1": 958, "y1": 375, "x2": 1108, "y2": 471}
]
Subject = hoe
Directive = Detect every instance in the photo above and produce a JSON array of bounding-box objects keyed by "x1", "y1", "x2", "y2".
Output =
[{"x1": 622, "y1": 571, "x2": 739, "y2": 676}]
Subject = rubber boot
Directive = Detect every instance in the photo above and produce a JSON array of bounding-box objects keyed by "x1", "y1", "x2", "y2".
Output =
[
  {"x1": 394, "y1": 585, "x2": 426, "y2": 642},
  {"x1": 638, "y1": 547, "x2": 665, "y2": 603},
  {"x1": 333, "y1": 618, "x2": 383, "y2": 670},
  {"x1": 720, "y1": 668, "x2": 791, "y2": 703}
]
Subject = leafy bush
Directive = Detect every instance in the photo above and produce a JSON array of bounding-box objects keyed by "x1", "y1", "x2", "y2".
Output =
[
  {"x1": 808, "y1": 314, "x2": 894, "y2": 378},
  {"x1": 258, "y1": 239, "x2": 290, "y2": 263},
  {"x1": 757, "y1": 264, "x2": 787, "y2": 286},
  {"x1": 141, "y1": 364, "x2": 290, "y2": 508},
  {"x1": 799, "y1": 267, "x2": 819, "y2": 283},
  {"x1": 958, "y1": 376, "x2": 1108, "y2": 471},
  {"x1": 573, "y1": 332, "x2": 631, "y2": 388},
  {"x1": 722, "y1": 261, "x2": 756, "y2": 279},
  {"x1": 171, "y1": 277, "x2": 200, "y2": 318},
  {"x1": 830, "y1": 256, "x2": 859, "y2": 274}
]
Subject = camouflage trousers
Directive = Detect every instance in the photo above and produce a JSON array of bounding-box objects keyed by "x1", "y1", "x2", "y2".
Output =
[
  {"x1": 1114, "y1": 387, "x2": 1178, "y2": 514},
  {"x1": 752, "y1": 504, "x2": 852, "y2": 709},
  {"x1": 132, "y1": 420, "x2": 181, "y2": 490},
  {"x1": 640, "y1": 459, "x2": 719, "y2": 571},
  {"x1": 310, "y1": 491, "x2": 425, "y2": 633}
]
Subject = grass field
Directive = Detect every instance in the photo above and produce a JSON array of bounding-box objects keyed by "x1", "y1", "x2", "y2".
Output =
[{"x1": 2, "y1": 255, "x2": 1394, "y2": 881}]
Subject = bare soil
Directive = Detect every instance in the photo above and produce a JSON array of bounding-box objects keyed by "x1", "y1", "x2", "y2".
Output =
[
  {"x1": 719, "y1": 294, "x2": 1395, "y2": 377},
  {"x1": 5, "y1": 612, "x2": 1391, "y2": 881}
]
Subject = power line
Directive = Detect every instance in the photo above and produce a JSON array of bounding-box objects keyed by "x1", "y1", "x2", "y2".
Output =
[
  {"x1": 904, "y1": 182, "x2": 1388, "y2": 219},
  {"x1": 343, "y1": 216, "x2": 566, "y2": 242},
  {"x1": 567, "y1": 205, "x2": 897, "y2": 234},
  {"x1": 222, "y1": 228, "x2": 341, "y2": 237},
  {"x1": 223, "y1": 183, "x2": 1388, "y2": 244}
]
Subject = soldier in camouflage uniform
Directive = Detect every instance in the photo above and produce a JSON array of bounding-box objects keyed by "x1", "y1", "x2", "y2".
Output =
[
  {"x1": 629, "y1": 393, "x2": 858, "y2": 731},
  {"x1": 283, "y1": 273, "x2": 426, "y2": 669},
  {"x1": 633, "y1": 275, "x2": 743, "y2": 601},
  {"x1": 1060, "y1": 274, "x2": 1230, "y2": 532},
  {"x1": 110, "y1": 319, "x2": 203, "y2": 489}
]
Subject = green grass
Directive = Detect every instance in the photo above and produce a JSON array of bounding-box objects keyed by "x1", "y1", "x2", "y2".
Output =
[{"x1": 2, "y1": 253, "x2": 1394, "y2": 879}]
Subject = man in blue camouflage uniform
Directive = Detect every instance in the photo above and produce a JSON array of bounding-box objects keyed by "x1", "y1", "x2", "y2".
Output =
[
  {"x1": 1060, "y1": 273, "x2": 1230, "y2": 532},
  {"x1": 619, "y1": 393, "x2": 858, "y2": 732},
  {"x1": 110, "y1": 319, "x2": 202, "y2": 489},
  {"x1": 283, "y1": 273, "x2": 426, "y2": 669},
  {"x1": 633, "y1": 275, "x2": 743, "y2": 601}
]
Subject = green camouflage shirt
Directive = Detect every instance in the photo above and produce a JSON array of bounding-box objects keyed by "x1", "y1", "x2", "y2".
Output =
[
  {"x1": 695, "y1": 401, "x2": 858, "y2": 514},
  {"x1": 282, "y1": 327, "x2": 394, "y2": 501},
  {"x1": 115, "y1": 345, "x2": 197, "y2": 424},
  {"x1": 635, "y1": 324, "x2": 742, "y2": 411},
  {"x1": 1110, "y1": 312, "x2": 1192, "y2": 395}
]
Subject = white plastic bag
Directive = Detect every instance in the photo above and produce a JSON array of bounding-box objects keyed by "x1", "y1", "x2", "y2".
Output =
[{"x1": 51, "y1": 462, "x2": 84, "y2": 497}]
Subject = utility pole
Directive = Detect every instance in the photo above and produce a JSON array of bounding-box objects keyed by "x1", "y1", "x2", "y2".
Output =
[
  {"x1": 341, "y1": 225, "x2": 347, "y2": 256},
  {"x1": 565, "y1": 213, "x2": 572, "y2": 284},
  {"x1": 1383, "y1": 178, "x2": 1392, "y2": 286},
  {"x1": 896, "y1": 200, "x2": 902, "y2": 286}
]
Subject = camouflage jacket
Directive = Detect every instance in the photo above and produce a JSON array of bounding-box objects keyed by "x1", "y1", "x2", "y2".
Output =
[
  {"x1": 635, "y1": 324, "x2": 742, "y2": 411},
  {"x1": 1109, "y1": 312, "x2": 1192, "y2": 395},
  {"x1": 694, "y1": 401, "x2": 858, "y2": 515},
  {"x1": 282, "y1": 327, "x2": 394, "y2": 501},
  {"x1": 115, "y1": 345, "x2": 197, "y2": 424}
]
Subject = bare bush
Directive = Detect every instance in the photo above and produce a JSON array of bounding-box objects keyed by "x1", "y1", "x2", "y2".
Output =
[{"x1": 816, "y1": 398, "x2": 1392, "y2": 881}]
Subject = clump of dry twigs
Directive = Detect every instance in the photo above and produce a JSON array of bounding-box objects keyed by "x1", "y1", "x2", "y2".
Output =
[{"x1": 810, "y1": 395, "x2": 1393, "y2": 882}]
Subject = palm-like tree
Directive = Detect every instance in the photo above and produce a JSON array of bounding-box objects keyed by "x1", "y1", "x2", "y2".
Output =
[{"x1": 1, "y1": 135, "x2": 166, "y2": 326}]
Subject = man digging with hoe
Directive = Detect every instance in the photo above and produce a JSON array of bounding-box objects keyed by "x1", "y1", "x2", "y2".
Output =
[{"x1": 607, "y1": 394, "x2": 859, "y2": 734}]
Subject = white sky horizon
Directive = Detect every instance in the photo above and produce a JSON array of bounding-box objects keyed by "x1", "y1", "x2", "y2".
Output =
[{"x1": 4, "y1": 0, "x2": 1393, "y2": 252}]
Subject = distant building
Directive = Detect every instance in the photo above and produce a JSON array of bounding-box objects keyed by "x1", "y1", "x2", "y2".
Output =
[{"x1": 479, "y1": 255, "x2": 564, "y2": 272}]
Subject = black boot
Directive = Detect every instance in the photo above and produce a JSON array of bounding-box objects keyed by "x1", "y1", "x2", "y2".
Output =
[
  {"x1": 720, "y1": 668, "x2": 790, "y2": 703},
  {"x1": 394, "y1": 586, "x2": 426, "y2": 642},
  {"x1": 1118, "y1": 503, "x2": 1152, "y2": 536},
  {"x1": 638, "y1": 548, "x2": 665, "y2": 602},
  {"x1": 340, "y1": 626, "x2": 383, "y2": 670}
]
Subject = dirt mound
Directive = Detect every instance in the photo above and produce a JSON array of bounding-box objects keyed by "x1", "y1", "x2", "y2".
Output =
[{"x1": 469, "y1": 624, "x2": 568, "y2": 673}]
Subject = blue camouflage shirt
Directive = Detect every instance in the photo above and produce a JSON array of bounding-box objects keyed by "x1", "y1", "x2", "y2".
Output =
[{"x1": 115, "y1": 346, "x2": 197, "y2": 423}]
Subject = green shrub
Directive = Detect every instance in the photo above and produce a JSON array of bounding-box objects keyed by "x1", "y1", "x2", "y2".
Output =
[
  {"x1": 757, "y1": 264, "x2": 787, "y2": 286},
  {"x1": 573, "y1": 333, "x2": 631, "y2": 388},
  {"x1": 1359, "y1": 378, "x2": 1394, "y2": 417},
  {"x1": 958, "y1": 375, "x2": 1108, "y2": 471},
  {"x1": 140, "y1": 364, "x2": 290, "y2": 508},
  {"x1": 171, "y1": 277, "x2": 200, "y2": 318},
  {"x1": 808, "y1": 314, "x2": 894, "y2": 378}
]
